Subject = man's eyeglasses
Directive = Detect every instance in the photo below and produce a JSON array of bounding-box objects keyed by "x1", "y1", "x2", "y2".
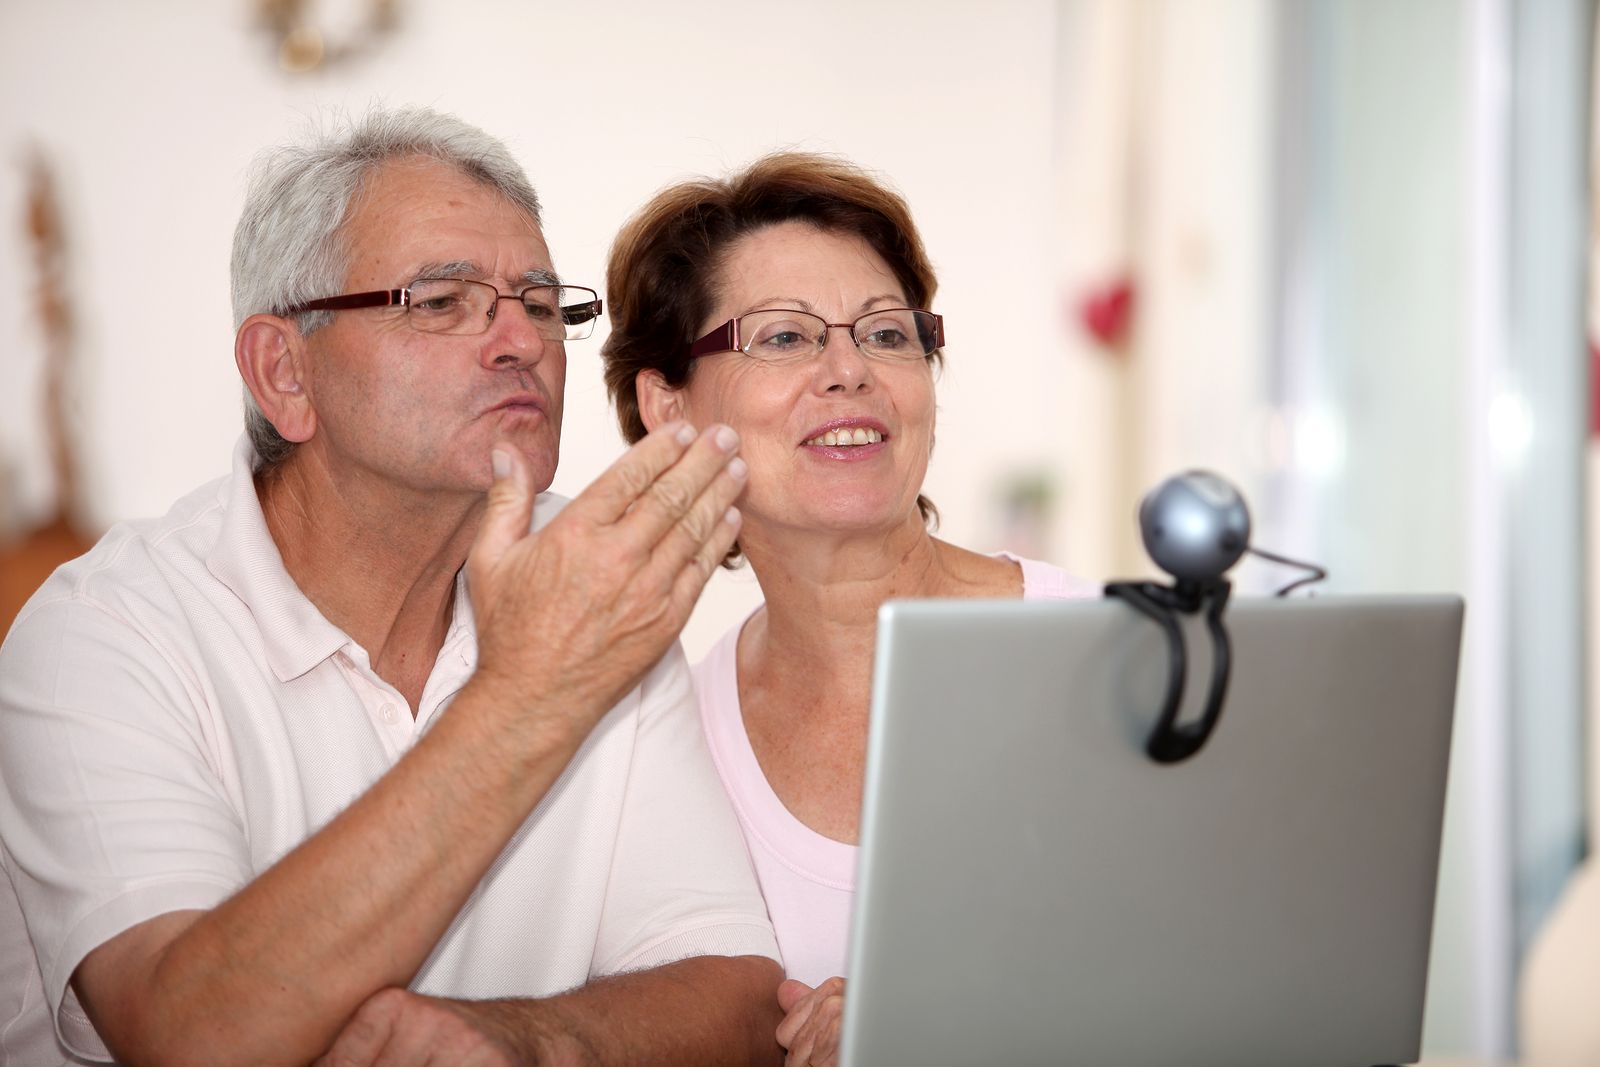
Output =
[
  {"x1": 282, "y1": 279, "x2": 603, "y2": 341},
  {"x1": 687, "y1": 307, "x2": 944, "y2": 363}
]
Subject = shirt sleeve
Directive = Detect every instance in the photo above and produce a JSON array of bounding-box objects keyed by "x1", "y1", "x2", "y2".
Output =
[
  {"x1": 0, "y1": 595, "x2": 250, "y2": 1060},
  {"x1": 590, "y1": 643, "x2": 779, "y2": 975}
]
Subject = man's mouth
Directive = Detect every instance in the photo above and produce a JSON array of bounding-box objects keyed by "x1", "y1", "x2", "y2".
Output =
[{"x1": 489, "y1": 393, "x2": 544, "y2": 415}]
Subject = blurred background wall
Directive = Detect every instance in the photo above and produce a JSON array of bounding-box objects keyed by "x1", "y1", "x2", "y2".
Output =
[{"x1": 0, "y1": 0, "x2": 1593, "y2": 1059}]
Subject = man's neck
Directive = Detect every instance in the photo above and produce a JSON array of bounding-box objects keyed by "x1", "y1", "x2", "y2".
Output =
[{"x1": 256, "y1": 448, "x2": 483, "y2": 710}]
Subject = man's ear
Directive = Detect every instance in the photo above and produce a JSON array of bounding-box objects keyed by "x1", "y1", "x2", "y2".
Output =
[
  {"x1": 635, "y1": 369, "x2": 688, "y2": 433},
  {"x1": 235, "y1": 314, "x2": 317, "y2": 445}
]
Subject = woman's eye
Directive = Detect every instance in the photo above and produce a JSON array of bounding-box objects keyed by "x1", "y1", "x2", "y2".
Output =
[
  {"x1": 865, "y1": 328, "x2": 909, "y2": 348},
  {"x1": 756, "y1": 329, "x2": 807, "y2": 350}
]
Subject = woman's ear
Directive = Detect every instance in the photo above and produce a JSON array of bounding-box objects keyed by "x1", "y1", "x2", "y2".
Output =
[
  {"x1": 236, "y1": 314, "x2": 317, "y2": 445},
  {"x1": 635, "y1": 369, "x2": 688, "y2": 433}
]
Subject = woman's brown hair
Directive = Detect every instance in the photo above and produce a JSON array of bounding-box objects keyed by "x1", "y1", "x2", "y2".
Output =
[{"x1": 601, "y1": 151, "x2": 942, "y2": 535}]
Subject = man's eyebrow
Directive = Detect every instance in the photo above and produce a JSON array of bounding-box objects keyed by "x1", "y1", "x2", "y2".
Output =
[
  {"x1": 412, "y1": 260, "x2": 480, "y2": 282},
  {"x1": 409, "y1": 262, "x2": 562, "y2": 288}
]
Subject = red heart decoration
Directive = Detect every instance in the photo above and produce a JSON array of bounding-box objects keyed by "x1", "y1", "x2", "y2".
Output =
[{"x1": 1078, "y1": 276, "x2": 1135, "y2": 349}]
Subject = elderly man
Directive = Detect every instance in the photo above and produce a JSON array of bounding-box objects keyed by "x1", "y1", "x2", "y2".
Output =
[{"x1": 0, "y1": 108, "x2": 782, "y2": 1066}]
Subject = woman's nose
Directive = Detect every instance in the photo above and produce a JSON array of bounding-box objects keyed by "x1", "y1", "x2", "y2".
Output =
[{"x1": 817, "y1": 326, "x2": 872, "y2": 392}]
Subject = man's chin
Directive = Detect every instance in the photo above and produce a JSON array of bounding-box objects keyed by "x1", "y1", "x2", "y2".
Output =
[{"x1": 475, "y1": 441, "x2": 558, "y2": 495}]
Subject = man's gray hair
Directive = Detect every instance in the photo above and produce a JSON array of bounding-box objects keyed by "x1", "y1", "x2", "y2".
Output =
[{"x1": 231, "y1": 106, "x2": 543, "y2": 468}]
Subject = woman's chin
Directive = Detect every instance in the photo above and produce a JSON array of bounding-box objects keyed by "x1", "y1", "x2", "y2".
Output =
[{"x1": 782, "y1": 502, "x2": 923, "y2": 539}]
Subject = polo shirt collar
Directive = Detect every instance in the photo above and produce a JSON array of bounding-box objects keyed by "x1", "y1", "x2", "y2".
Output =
[
  {"x1": 205, "y1": 437, "x2": 563, "y2": 685},
  {"x1": 206, "y1": 436, "x2": 360, "y2": 682}
]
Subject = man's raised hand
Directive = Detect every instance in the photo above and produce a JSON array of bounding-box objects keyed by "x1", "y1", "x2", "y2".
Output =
[{"x1": 466, "y1": 421, "x2": 745, "y2": 736}]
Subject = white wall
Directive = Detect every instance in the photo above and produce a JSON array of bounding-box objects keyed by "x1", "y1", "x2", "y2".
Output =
[
  {"x1": 0, "y1": 0, "x2": 1074, "y2": 659},
  {"x1": 4, "y1": 3, "x2": 1586, "y2": 1058}
]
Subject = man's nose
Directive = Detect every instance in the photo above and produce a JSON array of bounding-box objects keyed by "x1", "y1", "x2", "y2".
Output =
[{"x1": 481, "y1": 296, "x2": 549, "y2": 369}]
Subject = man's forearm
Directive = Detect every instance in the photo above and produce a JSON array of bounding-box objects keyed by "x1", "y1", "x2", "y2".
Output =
[
  {"x1": 75, "y1": 679, "x2": 588, "y2": 1067},
  {"x1": 461, "y1": 955, "x2": 786, "y2": 1067}
]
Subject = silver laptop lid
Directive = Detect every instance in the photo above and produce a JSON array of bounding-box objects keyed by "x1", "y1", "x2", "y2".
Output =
[{"x1": 842, "y1": 595, "x2": 1463, "y2": 1067}]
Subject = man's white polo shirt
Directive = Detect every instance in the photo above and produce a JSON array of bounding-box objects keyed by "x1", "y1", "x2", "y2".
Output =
[{"x1": 0, "y1": 437, "x2": 778, "y2": 1064}]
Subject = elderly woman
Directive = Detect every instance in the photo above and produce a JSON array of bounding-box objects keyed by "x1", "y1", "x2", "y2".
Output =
[{"x1": 601, "y1": 153, "x2": 1093, "y2": 1065}]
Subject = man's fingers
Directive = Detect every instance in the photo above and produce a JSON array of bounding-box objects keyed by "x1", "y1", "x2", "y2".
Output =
[
  {"x1": 568, "y1": 421, "x2": 699, "y2": 525},
  {"x1": 320, "y1": 991, "x2": 516, "y2": 1067},
  {"x1": 665, "y1": 503, "x2": 741, "y2": 612},
  {"x1": 649, "y1": 455, "x2": 746, "y2": 573},
  {"x1": 613, "y1": 424, "x2": 741, "y2": 543},
  {"x1": 317, "y1": 989, "x2": 402, "y2": 1066},
  {"x1": 468, "y1": 445, "x2": 536, "y2": 584}
]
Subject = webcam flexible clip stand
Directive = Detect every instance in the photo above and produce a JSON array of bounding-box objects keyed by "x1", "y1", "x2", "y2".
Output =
[{"x1": 1104, "y1": 577, "x2": 1232, "y2": 764}]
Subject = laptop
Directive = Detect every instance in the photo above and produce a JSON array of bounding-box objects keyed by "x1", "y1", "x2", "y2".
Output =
[{"x1": 841, "y1": 595, "x2": 1464, "y2": 1067}]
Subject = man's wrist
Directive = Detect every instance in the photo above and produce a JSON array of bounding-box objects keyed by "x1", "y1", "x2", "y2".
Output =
[
  {"x1": 451, "y1": 997, "x2": 593, "y2": 1067},
  {"x1": 449, "y1": 672, "x2": 589, "y2": 765}
]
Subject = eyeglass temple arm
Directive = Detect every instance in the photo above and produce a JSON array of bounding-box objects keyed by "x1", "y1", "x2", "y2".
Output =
[
  {"x1": 561, "y1": 298, "x2": 603, "y2": 325},
  {"x1": 290, "y1": 289, "x2": 409, "y2": 313},
  {"x1": 687, "y1": 319, "x2": 739, "y2": 359}
]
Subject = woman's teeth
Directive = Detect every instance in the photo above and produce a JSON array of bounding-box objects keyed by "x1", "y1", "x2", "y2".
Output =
[{"x1": 805, "y1": 427, "x2": 883, "y2": 447}]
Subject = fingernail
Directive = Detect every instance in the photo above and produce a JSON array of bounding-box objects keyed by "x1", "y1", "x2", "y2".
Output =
[
  {"x1": 676, "y1": 423, "x2": 698, "y2": 446},
  {"x1": 491, "y1": 448, "x2": 511, "y2": 480},
  {"x1": 728, "y1": 457, "x2": 748, "y2": 481},
  {"x1": 714, "y1": 425, "x2": 739, "y2": 452},
  {"x1": 724, "y1": 506, "x2": 741, "y2": 527}
]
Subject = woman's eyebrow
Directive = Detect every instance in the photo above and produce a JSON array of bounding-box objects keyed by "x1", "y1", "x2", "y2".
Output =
[
  {"x1": 739, "y1": 296, "x2": 815, "y2": 316},
  {"x1": 853, "y1": 293, "x2": 905, "y2": 314},
  {"x1": 735, "y1": 293, "x2": 908, "y2": 318}
]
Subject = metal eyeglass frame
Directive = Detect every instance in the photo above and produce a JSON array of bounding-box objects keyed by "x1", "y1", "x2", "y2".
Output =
[
  {"x1": 686, "y1": 307, "x2": 945, "y2": 360},
  {"x1": 281, "y1": 280, "x2": 603, "y2": 339}
]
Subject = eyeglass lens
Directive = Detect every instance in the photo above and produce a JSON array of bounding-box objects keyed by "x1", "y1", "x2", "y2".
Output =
[
  {"x1": 407, "y1": 279, "x2": 600, "y2": 339},
  {"x1": 739, "y1": 308, "x2": 937, "y2": 361}
]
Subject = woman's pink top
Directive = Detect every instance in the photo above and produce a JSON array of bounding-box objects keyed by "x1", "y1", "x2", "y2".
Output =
[{"x1": 691, "y1": 554, "x2": 1097, "y2": 985}]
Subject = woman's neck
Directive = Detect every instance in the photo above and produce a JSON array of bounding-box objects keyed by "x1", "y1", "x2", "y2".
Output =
[{"x1": 736, "y1": 515, "x2": 1019, "y2": 692}]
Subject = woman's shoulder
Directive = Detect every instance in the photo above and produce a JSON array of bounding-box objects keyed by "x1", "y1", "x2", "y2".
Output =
[{"x1": 992, "y1": 551, "x2": 1100, "y2": 601}]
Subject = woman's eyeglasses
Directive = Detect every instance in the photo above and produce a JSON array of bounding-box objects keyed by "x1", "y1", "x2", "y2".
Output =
[{"x1": 687, "y1": 307, "x2": 943, "y2": 363}]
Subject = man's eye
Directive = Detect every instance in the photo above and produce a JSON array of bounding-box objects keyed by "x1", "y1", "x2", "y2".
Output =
[
  {"x1": 521, "y1": 301, "x2": 557, "y2": 320},
  {"x1": 414, "y1": 295, "x2": 463, "y2": 313}
]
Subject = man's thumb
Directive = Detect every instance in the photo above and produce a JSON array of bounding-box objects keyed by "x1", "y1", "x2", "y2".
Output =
[{"x1": 472, "y1": 445, "x2": 535, "y2": 571}]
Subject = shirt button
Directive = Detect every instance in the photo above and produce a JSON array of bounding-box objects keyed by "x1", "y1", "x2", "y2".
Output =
[{"x1": 381, "y1": 703, "x2": 399, "y2": 724}]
